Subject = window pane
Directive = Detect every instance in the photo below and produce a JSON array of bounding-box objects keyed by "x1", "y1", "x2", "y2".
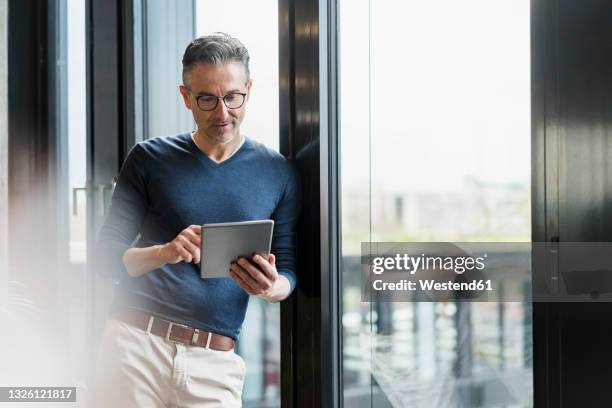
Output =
[
  {"x1": 196, "y1": 1, "x2": 281, "y2": 405},
  {"x1": 65, "y1": 0, "x2": 90, "y2": 385},
  {"x1": 340, "y1": 1, "x2": 532, "y2": 406},
  {"x1": 196, "y1": 0, "x2": 279, "y2": 151},
  {"x1": 67, "y1": 0, "x2": 87, "y2": 265}
]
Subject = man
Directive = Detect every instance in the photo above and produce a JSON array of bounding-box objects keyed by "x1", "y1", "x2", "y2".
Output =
[{"x1": 94, "y1": 33, "x2": 299, "y2": 407}]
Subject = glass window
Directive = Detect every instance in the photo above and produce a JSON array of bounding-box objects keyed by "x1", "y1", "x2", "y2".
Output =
[
  {"x1": 60, "y1": 0, "x2": 90, "y2": 388},
  {"x1": 195, "y1": 1, "x2": 279, "y2": 151},
  {"x1": 196, "y1": 1, "x2": 281, "y2": 404},
  {"x1": 67, "y1": 0, "x2": 87, "y2": 266},
  {"x1": 340, "y1": 0, "x2": 532, "y2": 406}
]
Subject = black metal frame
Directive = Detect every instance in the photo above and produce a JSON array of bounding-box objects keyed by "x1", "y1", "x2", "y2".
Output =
[
  {"x1": 531, "y1": 1, "x2": 558, "y2": 406},
  {"x1": 279, "y1": 0, "x2": 342, "y2": 406},
  {"x1": 121, "y1": 0, "x2": 138, "y2": 158},
  {"x1": 532, "y1": 0, "x2": 612, "y2": 406},
  {"x1": 278, "y1": 2, "x2": 296, "y2": 405},
  {"x1": 320, "y1": 0, "x2": 342, "y2": 405}
]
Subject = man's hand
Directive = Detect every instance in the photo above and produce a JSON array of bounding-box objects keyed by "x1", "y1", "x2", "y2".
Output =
[
  {"x1": 229, "y1": 253, "x2": 291, "y2": 302},
  {"x1": 159, "y1": 225, "x2": 202, "y2": 264},
  {"x1": 122, "y1": 225, "x2": 201, "y2": 278}
]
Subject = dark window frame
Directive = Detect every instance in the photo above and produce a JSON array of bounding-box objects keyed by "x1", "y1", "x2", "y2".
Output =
[{"x1": 279, "y1": 0, "x2": 342, "y2": 406}]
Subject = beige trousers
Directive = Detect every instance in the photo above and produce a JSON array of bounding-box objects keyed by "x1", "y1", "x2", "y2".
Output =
[{"x1": 94, "y1": 319, "x2": 245, "y2": 408}]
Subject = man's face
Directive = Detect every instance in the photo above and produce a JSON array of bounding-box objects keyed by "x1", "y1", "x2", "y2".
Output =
[{"x1": 179, "y1": 61, "x2": 252, "y2": 145}]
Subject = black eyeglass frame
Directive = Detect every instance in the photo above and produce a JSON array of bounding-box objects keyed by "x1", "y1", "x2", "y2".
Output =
[{"x1": 192, "y1": 91, "x2": 248, "y2": 112}]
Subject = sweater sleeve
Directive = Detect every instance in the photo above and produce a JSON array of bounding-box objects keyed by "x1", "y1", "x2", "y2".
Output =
[
  {"x1": 93, "y1": 144, "x2": 149, "y2": 280},
  {"x1": 271, "y1": 161, "x2": 301, "y2": 296}
]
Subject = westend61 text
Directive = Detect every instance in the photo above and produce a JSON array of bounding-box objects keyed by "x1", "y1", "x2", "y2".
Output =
[{"x1": 372, "y1": 279, "x2": 493, "y2": 292}]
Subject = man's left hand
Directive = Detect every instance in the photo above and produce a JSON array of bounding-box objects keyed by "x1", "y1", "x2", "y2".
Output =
[{"x1": 229, "y1": 253, "x2": 291, "y2": 302}]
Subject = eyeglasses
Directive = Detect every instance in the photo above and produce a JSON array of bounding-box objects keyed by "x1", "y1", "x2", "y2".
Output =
[{"x1": 193, "y1": 91, "x2": 247, "y2": 111}]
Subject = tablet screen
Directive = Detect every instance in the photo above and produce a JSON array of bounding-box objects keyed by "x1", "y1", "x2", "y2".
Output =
[{"x1": 200, "y1": 219, "x2": 274, "y2": 279}]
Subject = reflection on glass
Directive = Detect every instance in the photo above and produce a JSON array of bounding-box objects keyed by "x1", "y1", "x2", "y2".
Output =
[
  {"x1": 196, "y1": 1, "x2": 280, "y2": 405},
  {"x1": 67, "y1": 0, "x2": 87, "y2": 265},
  {"x1": 340, "y1": 0, "x2": 532, "y2": 407}
]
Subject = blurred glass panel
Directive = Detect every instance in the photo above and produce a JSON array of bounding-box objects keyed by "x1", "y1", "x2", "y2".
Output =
[
  {"x1": 64, "y1": 0, "x2": 90, "y2": 393},
  {"x1": 67, "y1": 0, "x2": 87, "y2": 266},
  {"x1": 196, "y1": 1, "x2": 280, "y2": 405},
  {"x1": 340, "y1": 0, "x2": 532, "y2": 407},
  {"x1": 1, "y1": 0, "x2": 91, "y2": 394}
]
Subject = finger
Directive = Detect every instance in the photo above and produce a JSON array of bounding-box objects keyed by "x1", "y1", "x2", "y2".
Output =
[
  {"x1": 233, "y1": 261, "x2": 269, "y2": 293},
  {"x1": 252, "y1": 253, "x2": 278, "y2": 280},
  {"x1": 238, "y1": 257, "x2": 273, "y2": 288},
  {"x1": 167, "y1": 250, "x2": 183, "y2": 264},
  {"x1": 178, "y1": 235, "x2": 199, "y2": 257},
  {"x1": 188, "y1": 225, "x2": 202, "y2": 235},
  {"x1": 231, "y1": 272, "x2": 256, "y2": 295},
  {"x1": 192, "y1": 247, "x2": 201, "y2": 264},
  {"x1": 167, "y1": 241, "x2": 191, "y2": 263},
  {"x1": 183, "y1": 228, "x2": 201, "y2": 247},
  {"x1": 177, "y1": 246, "x2": 192, "y2": 263},
  {"x1": 232, "y1": 261, "x2": 263, "y2": 290},
  {"x1": 229, "y1": 266, "x2": 258, "y2": 295}
]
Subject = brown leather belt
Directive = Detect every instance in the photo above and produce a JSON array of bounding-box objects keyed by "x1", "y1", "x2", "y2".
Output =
[{"x1": 112, "y1": 309, "x2": 235, "y2": 351}]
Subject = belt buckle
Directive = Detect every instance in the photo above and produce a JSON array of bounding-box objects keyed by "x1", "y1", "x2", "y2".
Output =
[
  {"x1": 164, "y1": 321, "x2": 190, "y2": 343},
  {"x1": 191, "y1": 329, "x2": 200, "y2": 345},
  {"x1": 190, "y1": 329, "x2": 212, "y2": 348}
]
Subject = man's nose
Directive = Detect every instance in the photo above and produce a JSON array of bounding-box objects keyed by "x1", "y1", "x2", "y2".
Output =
[{"x1": 213, "y1": 99, "x2": 230, "y2": 120}]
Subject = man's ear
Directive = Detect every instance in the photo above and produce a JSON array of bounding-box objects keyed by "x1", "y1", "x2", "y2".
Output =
[
  {"x1": 179, "y1": 85, "x2": 193, "y2": 110},
  {"x1": 246, "y1": 79, "x2": 253, "y2": 100}
]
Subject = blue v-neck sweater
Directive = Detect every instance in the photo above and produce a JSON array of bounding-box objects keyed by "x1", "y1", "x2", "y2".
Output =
[{"x1": 95, "y1": 132, "x2": 300, "y2": 340}]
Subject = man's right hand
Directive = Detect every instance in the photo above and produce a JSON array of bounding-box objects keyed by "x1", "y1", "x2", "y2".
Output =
[
  {"x1": 123, "y1": 225, "x2": 202, "y2": 278},
  {"x1": 160, "y1": 225, "x2": 202, "y2": 264}
]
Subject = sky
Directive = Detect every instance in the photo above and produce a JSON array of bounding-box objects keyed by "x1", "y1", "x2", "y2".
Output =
[{"x1": 340, "y1": 0, "x2": 531, "y2": 193}]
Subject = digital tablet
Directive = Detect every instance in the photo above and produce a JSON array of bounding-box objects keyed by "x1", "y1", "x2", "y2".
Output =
[{"x1": 200, "y1": 219, "x2": 274, "y2": 279}]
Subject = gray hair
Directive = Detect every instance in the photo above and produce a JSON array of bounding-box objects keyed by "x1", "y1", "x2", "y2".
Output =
[{"x1": 181, "y1": 32, "x2": 250, "y2": 87}]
